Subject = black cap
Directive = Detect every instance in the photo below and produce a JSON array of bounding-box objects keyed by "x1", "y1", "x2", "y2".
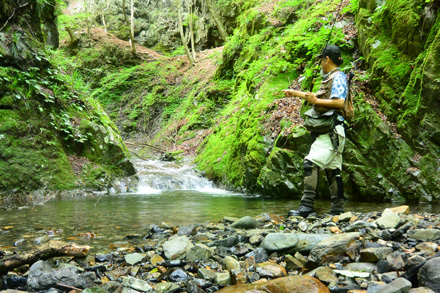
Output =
[{"x1": 317, "y1": 45, "x2": 343, "y2": 65}]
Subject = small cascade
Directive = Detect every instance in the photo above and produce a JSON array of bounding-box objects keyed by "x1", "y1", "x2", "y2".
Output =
[{"x1": 134, "y1": 160, "x2": 225, "y2": 194}]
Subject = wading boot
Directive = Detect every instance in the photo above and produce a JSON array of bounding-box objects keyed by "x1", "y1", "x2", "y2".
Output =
[
  {"x1": 288, "y1": 160, "x2": 319, "y2": 217},
  {"x1": 326, "y1": 169, "x2": 344, "y2": 215}
]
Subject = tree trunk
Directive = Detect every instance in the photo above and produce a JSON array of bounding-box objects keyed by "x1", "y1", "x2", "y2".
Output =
[
  {"x1": 0, "y1": 241, "x2": 89, "y2": 275},
  {"x1": 122, "y1": 0, "x2": 128, "y2": 23},
  {"x1": 206, "y1": 0, "x2": 228, "y2": 41},
  {"x1": 66, "y1": 26, "x2": 78, "y2": 47},
  {"x1": 189, "y1": 0, "x2": 196, "y2": 59},
  {"x1": 130, "y1": 0, "x2": 136, "y2": 54},
  {"x1": 178, "y1": 0, "x2": 194, "y2": 66}
]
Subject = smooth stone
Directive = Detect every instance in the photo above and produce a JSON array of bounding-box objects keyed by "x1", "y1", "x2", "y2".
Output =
[
  {"x1": 389, "y1": 205, "x2": 410, "y2": 215},
  {"x1": 121, "y1": 276, "x2": 153, "y2": 292},
  {"x1": 285, "y1": 255, "x2": 305, "y2": 270},
  {"x1": 418, "y1": 257, "x2": 440, "y2": 292},
  {"x1": 405, "y1": 255, "x2": 425, "y2": 269},
  {"x1": 169, "y1": 268, "x2": 188, "y2": 282},
  {"x1": 407, "y1": 229, "x2": 440, "y2": 241},
  {"x1": 230, "y1": 216, "x2": 258, "y2": 229},
  {"x1": 298, "y1": 222, "x2": 308, "y2": 232},
  {"x1": 212, "y1": 235, "x2": 240, "y2": 248},
  {"x1": 260, "y1": 233, "x2": 298, "y2": 252},
  {"x1": 162, "y1": 235, "x2": 194, "y2": 260},
  {"x1": 345, "y1": 262, "x2": 378, "y2": 273},
  {"x1": 256, "y1": 262, "x2": 287, "y2": 278},
  {"x1": 221, "y1": 256, "x2": 241, "y2": 271},
  {"x1": 124, "y1": 253, "x2": 145, "y2": 265}
]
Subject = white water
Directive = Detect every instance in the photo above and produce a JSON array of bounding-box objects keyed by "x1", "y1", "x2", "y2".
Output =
[{"x1": 134, "y1": 160, "x2": 231, "y2": 195}]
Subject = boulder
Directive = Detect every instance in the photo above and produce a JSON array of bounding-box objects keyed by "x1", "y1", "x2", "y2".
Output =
[
  {"x1": 256, "y1": 262, "x2": 287, "y2": 278},
  {"x1": 122, "y1": 276, "x2": 153, "y2": 292}
]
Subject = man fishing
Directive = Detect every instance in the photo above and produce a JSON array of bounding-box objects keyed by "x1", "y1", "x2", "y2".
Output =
[{"x1": 282, "y1": 44, "x2": 348, "y2": 217}]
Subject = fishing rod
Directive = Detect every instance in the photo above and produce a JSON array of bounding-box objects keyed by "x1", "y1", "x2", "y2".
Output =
[{"x1": 308, "y1": 0, "x2": 345, "y2": 92}]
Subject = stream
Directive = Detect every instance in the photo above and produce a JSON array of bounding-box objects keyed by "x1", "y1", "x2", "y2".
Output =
[{"x1": 1, "y1": 159, "x2": 439, "y2": 253}]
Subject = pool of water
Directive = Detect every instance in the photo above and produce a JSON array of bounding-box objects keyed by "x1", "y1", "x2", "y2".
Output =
[{"x1": 1, "y1": 159, "x2": 439, "y2": 253}]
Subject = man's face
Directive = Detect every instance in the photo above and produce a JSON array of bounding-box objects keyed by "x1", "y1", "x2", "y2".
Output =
[{"x1": 320, "y1": 56, "x2": 328, "y2": 73}]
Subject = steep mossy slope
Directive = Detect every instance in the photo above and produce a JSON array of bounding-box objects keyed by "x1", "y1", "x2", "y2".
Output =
[
  {"x1": 0, "y1": 1, "x2": 135, "y2": 198},
  {"x1": 90, "y1": 0, "x2": 439, "y2": 203}
]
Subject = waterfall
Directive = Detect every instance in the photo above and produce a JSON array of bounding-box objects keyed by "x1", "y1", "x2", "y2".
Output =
[{"x1": 134, "y1": 160, "x2": 226, "y2": 194}]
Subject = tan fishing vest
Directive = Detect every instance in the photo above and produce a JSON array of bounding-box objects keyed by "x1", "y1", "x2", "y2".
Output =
[{"x1": 313, "y1": 70, "x2": 341, "y2": 114}]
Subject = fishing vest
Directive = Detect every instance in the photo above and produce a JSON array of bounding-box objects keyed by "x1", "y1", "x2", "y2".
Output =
[{"x1": 313, "y1": 70, "x2": 341, "y2": 114}]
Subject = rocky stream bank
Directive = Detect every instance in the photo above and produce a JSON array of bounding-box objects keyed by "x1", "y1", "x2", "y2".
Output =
[{"x1": 1, "y1": 206, "x2": 440, "y2": 293}]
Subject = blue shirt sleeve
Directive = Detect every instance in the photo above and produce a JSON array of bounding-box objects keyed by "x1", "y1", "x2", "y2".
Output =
[{"x1": 331, "y1": 72, "x2": 347, "y2": 100}]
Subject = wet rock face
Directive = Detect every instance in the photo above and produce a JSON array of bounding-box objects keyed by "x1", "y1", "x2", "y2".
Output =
[{"x1": 3, "y1": 206, "x2": 440, "y2": 292}]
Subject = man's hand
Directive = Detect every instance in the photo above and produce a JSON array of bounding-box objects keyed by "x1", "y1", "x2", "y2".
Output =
[
  {"x1": 282, "y1": 89, "x2": 298, "y2": 97},
  {"x1": 304, "y1": 92, "x2": 317, "y2": 104}
]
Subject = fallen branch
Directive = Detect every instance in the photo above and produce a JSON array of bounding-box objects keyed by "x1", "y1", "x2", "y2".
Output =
[{"x1": 0, "y1": 241, "x2": 89, "y2": 275}]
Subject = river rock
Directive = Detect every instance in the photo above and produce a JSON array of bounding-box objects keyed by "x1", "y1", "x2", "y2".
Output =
[
  {"x1": 187, "y1": 243, "x2": 214, "y2": 261},
  {"x1": 245, "y1": 247, "x2": 269, "y2": 263},
  {"x1": 366, "y1": 277, "x2": 412, "y2": 293},
  {"x1": 262, "y1": 275, "x2": 330, "y2": 293},
  {"x1": 125, "y1": 253, "x2": 145, "y2": 265},
  {"x1": 294, "y1": 233, "x2": 333, "y2": 253},
  {"x1": 408, "y1": 288, "x2": 436, "y2": 293},
  {"x1": 212, "y1": 235, "x2": 240, "y2": 247},
  {"x1": 215, "y1": 275, "x2": 329, "y2": 293},
  {"x1": 250, "y1": 234, "x2": 265, "y2": 245},
  {"x1": 260, "y1": 233, "x2": 298, "y2": 252},
  {"x1": 360, "y1": 247, "x2": 393, "y2": 262},
  {"x1": 216, "y1": 272, "x2": 232, "y2": 286},
  {"x1": 307, "y1": 232, "x2": 361, "y2": 267},
  {"x1": 389, "y1": 205, "x2": 410, "y2": 215},
  {"x1": 230, "y1": 216, "x2": 258, "y2": 229},
  {"x1": 312, "y1": 266, "x2": 338, "y2": 285},
  {"x1": 231, "y1": 269, "x2": 247, "y2": 284},
  {"x1": 27, "y1": 260, "x2": 96, "y2": 291},
  {"x1": 415, "y1": 242, "x2": 437, "y2": 256},
  {"x1": 285, "y1": 254, "x2": 305, "y2": 270},
  {"x1": 197, "y1": 267, "x2": 216, "y2": 281},
  {"x1": 345, "y1": 262, "x2": 378, "y2": 273},
  {"x1": 122, "y1": 276, "x2": 153, "y2": 292},
  {"x1": 418, "y1": 257, "x2": 440, "y2": 292},
  {"x1": 337, "y1": 212, "x2": 354, "y2": 222},
  {"x1": 169, "y1": 268, "x2": 188, "y2": 282},
  {"x1": 342, "y1": 220, "x2": 378, "y2": 232},
  {"x1": 375, "y1": 209, "x2": 401, "y2": 229},
  {"x1": 221, "y1": 256, "x2": 241, "y2": 270},
  {"x1": 162, "y1": 235, "x2": 194, "y2": 260},
  {"x1": 156, "y1": 282, "x2": 181, "y2": 293},
  {"x1": 407, "y1": 229, "x2": 440, "y2": 241},
  {"x1": 256, "y1": 262, "x2": 287, "y2": 278}
]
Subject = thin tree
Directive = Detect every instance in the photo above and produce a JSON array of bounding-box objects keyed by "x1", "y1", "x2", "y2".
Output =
[
  {"x1": 130, "y1": 0, "x2": 136, "y2": 53},
  {"x1": 189, "y1": 0, "x2": 196, "y2": 59},
  {"x1": 206, "y1": 0, "x2": 227, "y2": 41},
  {"x1": 178, "y1": 0, "x2": 194, "y2": 66}
]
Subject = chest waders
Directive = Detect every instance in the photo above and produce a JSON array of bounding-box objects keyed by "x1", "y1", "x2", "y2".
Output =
[{"x1": 289, "y1": 73, "x2": 345, "y2": 217}]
